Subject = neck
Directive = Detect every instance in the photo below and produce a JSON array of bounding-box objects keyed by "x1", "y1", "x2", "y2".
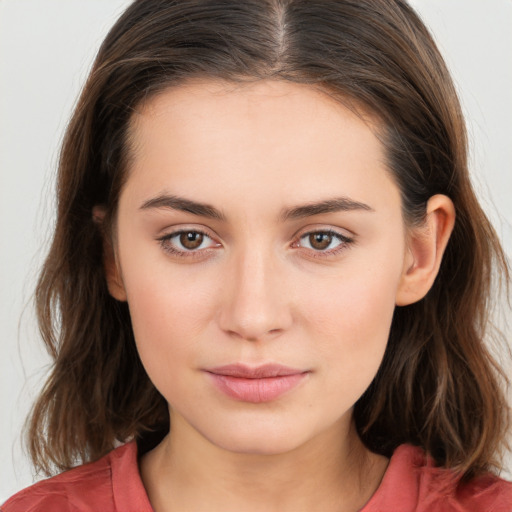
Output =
[{"x1": 140, "y1": 414, "x2": 388, "y2": 512}]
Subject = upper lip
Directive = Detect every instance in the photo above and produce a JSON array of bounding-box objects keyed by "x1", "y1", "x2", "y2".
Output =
[{"x1": 205, "y1": 363, "x2": 307, "y2": 379}]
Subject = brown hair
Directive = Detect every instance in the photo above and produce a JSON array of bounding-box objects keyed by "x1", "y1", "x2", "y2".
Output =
[{"x1": 28, "y1": 0, "x2": 510, "y2": 480}]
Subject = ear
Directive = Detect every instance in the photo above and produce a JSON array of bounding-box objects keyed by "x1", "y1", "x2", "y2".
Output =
[
  {"x1": 395, "y1": 194, "x2": 455, "y2": 306},
  {"x1": 92, "y1": 205, "x2": 127, "y2": 302}
]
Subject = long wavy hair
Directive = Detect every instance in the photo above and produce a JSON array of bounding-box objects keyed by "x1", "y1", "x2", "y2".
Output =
[{"x1": 27, "y1": 0, "x2": 510, "y2": 480}]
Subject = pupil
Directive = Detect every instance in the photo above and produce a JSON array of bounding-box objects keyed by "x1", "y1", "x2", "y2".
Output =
[
  {"x1": 180, "y1": 232, "x2": 203, "y2": 249},
  {"x1": 310, "y1": 233, "x2": 331, "y2": 250}
]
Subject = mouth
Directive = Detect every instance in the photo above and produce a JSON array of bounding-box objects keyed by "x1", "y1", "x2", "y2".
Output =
[{"x1": 204, "y1": 364, "x2": 310, "y2": 403}]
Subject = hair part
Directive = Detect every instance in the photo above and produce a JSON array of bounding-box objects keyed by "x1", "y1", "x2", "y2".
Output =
[{"x1": 27, "y1": 0, "x2": 510, "y2": 480}]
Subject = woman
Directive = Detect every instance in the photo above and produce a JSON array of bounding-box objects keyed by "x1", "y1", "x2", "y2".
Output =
[{"x1": 2, "y1": 0, "x2": 511, "y2": 510}]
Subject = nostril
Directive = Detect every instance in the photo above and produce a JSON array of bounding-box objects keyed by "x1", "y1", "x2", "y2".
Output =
[{"x1": 225, "y1": 327, "x2": 283, "y2": 343}]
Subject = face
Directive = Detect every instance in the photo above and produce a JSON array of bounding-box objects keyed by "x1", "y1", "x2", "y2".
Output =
[{"x1": 111, "y1": 80, "x2": 410, "y2": 455}]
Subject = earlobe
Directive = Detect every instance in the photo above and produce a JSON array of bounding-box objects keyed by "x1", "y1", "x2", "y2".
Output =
[
  {"x1": 92, "y1": 205, "x2": 127, "y2": 302},
  {"x1": 395, "y1": 194, "x2": 455, "y2": 306}
]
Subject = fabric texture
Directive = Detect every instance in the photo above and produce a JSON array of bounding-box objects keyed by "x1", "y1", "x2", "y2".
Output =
[{"x1": 2, "y1": 442, "x2": 511, "y2": 511}]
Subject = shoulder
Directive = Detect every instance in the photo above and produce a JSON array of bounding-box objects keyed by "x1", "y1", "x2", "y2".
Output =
[
  {"x1": 1, "y1": 442, "x2": 148, "y2": 512},
  {"x1": 364, "y1": 444, "x2": 512, "y2": 512}
]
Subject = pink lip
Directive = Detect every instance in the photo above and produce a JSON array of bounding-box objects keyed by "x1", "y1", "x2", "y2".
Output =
[{"x1": 205, "y1": 364, "x2": 309, "y2": 403}]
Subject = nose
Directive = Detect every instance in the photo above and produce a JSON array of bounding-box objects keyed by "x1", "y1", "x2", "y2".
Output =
[{"x1": 217, "y1": 246, "x2": 293, "y2": 342}]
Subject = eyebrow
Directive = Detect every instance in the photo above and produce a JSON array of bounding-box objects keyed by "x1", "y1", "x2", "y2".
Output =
[
  {"x1": 280, "y1": 197, "x2": 374, "y2": 221},
  {"x1": 140, "y1": 194, "x2": 226, "y2": 221},
  {"x1": 139, "y1": 194, "x2": 373, "y2": 221}
]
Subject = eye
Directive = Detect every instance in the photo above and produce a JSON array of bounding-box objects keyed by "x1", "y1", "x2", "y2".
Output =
[
  {"x1": 158, "y1": 229, "x2": 220, "y2": 256},
  {"x1": 296, "y1": 230, "x2": 353, "y2": 253},
  {"x1": 176, "y1": 231, "x2": 208, "y2": 250}
]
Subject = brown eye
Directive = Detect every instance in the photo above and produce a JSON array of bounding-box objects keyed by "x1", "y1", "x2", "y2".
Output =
[
  {"x1": 308, "y1": 232, "x2": 333, "y2": 250},
  {"x1": 297, "y1": 230, "x2": 350, "y2": 253},
  {"x1": 159, "y1": 229, "x2": 220, "y2": 257},
  {"x1": 180, "y1": 231, "x2": 204, "y2": 250}
]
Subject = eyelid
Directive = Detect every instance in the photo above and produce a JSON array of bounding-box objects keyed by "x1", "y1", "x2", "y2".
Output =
[
  {"x1": 155, "y1": 224, "x2": 355, "y2": 260},
  {"x1": 156, "y1": 226, "x2": 222, "y2": 258},
  {"x1": 291, "y1": 226, "x2": 355, "y2": 257},
  {"x1": 292, "y1": 224, "x2": 355, "y2": 242}
]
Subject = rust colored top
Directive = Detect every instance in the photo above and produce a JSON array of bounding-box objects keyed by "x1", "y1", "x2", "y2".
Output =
[{"x1": 2, "y1": 442, "x2": 512, "y2": 511}]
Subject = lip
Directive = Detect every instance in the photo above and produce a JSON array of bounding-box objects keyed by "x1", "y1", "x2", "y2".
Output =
[{"x1": 204, "y1": 364, "x2": 309, "y2": 403}]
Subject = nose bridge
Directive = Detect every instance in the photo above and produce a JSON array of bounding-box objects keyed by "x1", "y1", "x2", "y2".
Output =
[{"x1": 219, "y1": 239, "x2": 291, "y2": 341}]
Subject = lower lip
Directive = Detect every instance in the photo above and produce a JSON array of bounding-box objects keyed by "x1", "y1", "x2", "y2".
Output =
[{"x1": 207, "y1": 373, "x2": 308, "y2": 403}]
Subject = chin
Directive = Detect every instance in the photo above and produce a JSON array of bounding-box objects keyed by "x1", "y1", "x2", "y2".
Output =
[
  {"x1": 210, "y1": 432, "x2": 306, "y2": 456},
  {"x1": 193, "y1": 413, "x2": 325, "y2": 456}
]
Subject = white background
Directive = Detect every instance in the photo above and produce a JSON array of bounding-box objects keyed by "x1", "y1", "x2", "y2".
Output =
[{"x1": 1, "y1": 0, "x2": 511, "y2": 501}]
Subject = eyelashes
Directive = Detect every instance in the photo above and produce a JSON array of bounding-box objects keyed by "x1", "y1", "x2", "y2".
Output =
[
  {"x1": 157, "y1": 227, "x2": 354, "y2": 260},
  {"x1": 157, "y1": 229, "x2": 221, "y2": 259},
  {"x1": 294, "y1": 230, "x2": 353, "y2": 255}
]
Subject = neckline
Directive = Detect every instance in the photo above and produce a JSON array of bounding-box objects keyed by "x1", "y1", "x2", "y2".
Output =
[{"x1": 111, "y1": 441, "x2": 425, "y2": 512}]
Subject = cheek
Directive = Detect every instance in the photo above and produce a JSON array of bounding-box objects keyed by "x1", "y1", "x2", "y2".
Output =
[
  {"x1": 119, "y1": 251, "x2": 221, "y2": 377},
  {"x1": 304, "y1": 282, "x2": 394, "y2": 365},
  {"x1": 299, "y1": 248, "x2": 403, "y2": 382},
  {"x1": 128, "y1": 273, "x2": 217, "y2": 337}
]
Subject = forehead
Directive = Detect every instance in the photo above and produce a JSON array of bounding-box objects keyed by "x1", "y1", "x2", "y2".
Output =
[
  {"x1": 130, "y1": 79, "x2": 378, "y2": 147},
  {"x1": 122, "y1": 79, "x2": 397, "y2": 214}
]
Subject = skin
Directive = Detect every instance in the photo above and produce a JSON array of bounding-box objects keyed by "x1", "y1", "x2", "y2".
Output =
[{"x1": 103, "y1": 79, "x2": 455, "y2": 512}]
